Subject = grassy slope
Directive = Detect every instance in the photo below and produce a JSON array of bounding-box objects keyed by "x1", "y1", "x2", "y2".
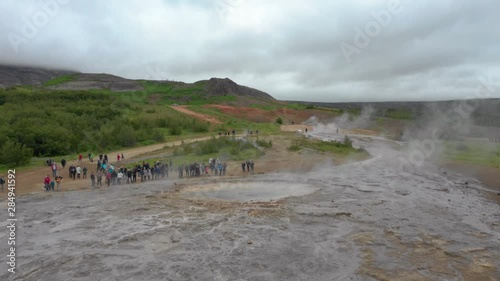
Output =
[
  {"x1": 443, "y1": 140, "x2": 500, "y2": 166},
  {"x1": 140, "y1": 80, "x2": 237, "y2": 105},
  {"x1": 43, "y1": 74, "x2": 78, "y2": 87}
]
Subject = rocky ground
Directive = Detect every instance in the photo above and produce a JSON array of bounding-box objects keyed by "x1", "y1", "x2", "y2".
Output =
[{"x1": 0, "y1": 134, "x2": 499, "y2": 281}]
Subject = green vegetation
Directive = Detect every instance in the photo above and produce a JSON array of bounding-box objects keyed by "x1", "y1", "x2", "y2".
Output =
[
  {"x1": 140, "y1": 81, "x2": 237, "y2": 105},
  {"x1": 288, "y1": 136, "x2": 363, "y2": 154},
  {"x1": 249, "y1": 104, "x2": 279, "y2": 110},
  {"x1": 0, "y1": 87, "x2": 211, "y2": 166},
  {"x1": 276, "y1": 117, "x2": 283, "y2": 125},
  {"x1": 0, "y1": 141, "x2": 33, "y2": 166},
  {"x1": 383, "y1": 108, "x2": 414, "y2": 120},
  {"x1": 287, "y1": 142, "x2": 301, "y2": 152},
  {"x1": 443, "y1": 140, "x2": 500, "y2": 166},
  {"x1": 43, "y1": 74, "x2": 77, "y2": 87},
  {"x1": 172, "y1": 137, "x2": 264, "y2": 161},
  {"x1": 256, "y1": 139, "x2": 272, "y2": 148}
]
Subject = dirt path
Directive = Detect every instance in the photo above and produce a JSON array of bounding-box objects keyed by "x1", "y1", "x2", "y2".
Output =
[
  {"x1": 12, "y1": 136, "x2": 213, "y2": 196},
  {"x1": 280, "y1": 124, "x2": 313, "y2": 132},
  {"x1": 170, "y1": 105, "x2": 222, "y2": 124}
]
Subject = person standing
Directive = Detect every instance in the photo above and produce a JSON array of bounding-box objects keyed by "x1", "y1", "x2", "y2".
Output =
[
  {"x1": 105, "y1": 172, "x2": 111, "y2": 187},
  {"x1": 117, "y1": 154, "x2": 121, "y2": 161},
  {"x1": 83, "y1": 167, "x2": 88, "y2": 179},
  {"x1": 61, "y1": 159, "x2": 66, "y2": 169},
  {"x1": 90, "y1": 172, "x2": 96, "y2": 188},
  {"x1": 89, "y1": 153, "x2": 94, "y2": 162},
  {"x1": 51, "y1": 162, "x2": 57, "y2": 177},
  {"x1": 76, "y1": 166, "x2": 82, "y2": 179},
  {"x1": 117, "y1": 171, "x2": 123, "y2": 185},
  {"x1": 55, "y1": 176, "x2": 62, "y2": 191},
  {"x1": 97, "y1": 172, "x2": 102, "y2": 187},
  {"x1": 44, "y1": 175, "x2": 51, "y2": 191},
  {"x1": 218, "y1": 162, "x2": 223, "y2": 176},
  {"x1": 78, "y1": 154, "x2": 83, "y2": 163},
  {"x1": 132, "y1": 168, "x2": 137, "y2": 183},
  {"x1": 126, "y1": 169, "x2": 132, "y2": 184},
  {"x1": 0, "y1": 175, "x2": 5, "y2": 192},
  {"x1": 50, "y1": 179, "x2": 55, "y2": 191},
  {"x1": 69, "y1": 165, "x2": 76, "y2": 180}
]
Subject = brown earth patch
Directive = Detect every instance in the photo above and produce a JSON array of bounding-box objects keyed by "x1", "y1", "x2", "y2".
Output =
[
  {"x1": 353, "y1": 230, "x2": 499, "y2": 281},
  {"x1": 205, "y1": 104, "x2": 337, "y2": 123},
  {"x1": 170, "y1": 105, "x2": 222, "y2": 124},
  {"x1": 280, "y1": 125, "x2": 314, "y2": 132},
  {"x1": 442, "y1": 162, "x2": 500, "y2": 204}
]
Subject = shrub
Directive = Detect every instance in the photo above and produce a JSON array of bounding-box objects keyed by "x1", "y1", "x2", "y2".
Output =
[
  {"x1": 182, "y1": 144, "x2": 193, "y2": 154},
  {"x1": 169, "y1": 126, "x2": 182, "y2": 135},
  {"x1": 276, "y1": 117, "x2": 283, "y2": 125},
  {"x1": 0, "y1": 141, "x2": 33, "y2": 166},
  {"x1": 173, "y1": 146, "x2": 183, "y2": 156},
  {"x1": 152, "y1": 129, "x2": 165, "y2": 142},
  {"x1": 343, "y1": 136, "x2": 353, "y2": 148},
  {"x1": 116, "y1": 126, "x2": 137, "y2": 147},
  {"x1": 287, "y1": 141, "x2": 301, "y2": 151},
  {"x1": 256, "y1": 139, "x2": 272, "y2": 148},
  {"x1": 192, "y1": 121, "x2": 209, "y2": 133}
]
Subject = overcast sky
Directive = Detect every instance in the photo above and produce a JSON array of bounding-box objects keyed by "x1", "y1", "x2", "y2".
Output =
[{"x1": 1, "y1": 0, "x2": 499, "y2": 102}]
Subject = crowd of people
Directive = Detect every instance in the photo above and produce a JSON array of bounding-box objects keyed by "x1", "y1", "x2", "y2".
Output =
[
  {"x1": 42, "y1": 151, "x2": 257, "y2": 191},
  {"x1": 43, "y1": 174, "x2": 63, "y2": 191},
  {"x1": 90, "y1": 160, "x2": 169, "y2": 188},
  {"x1": 177, "y1": 158, "x2": 228, "y2": 178},
  {"x1": 241, "y1": 160, "x2": 255, "y2": 174},
  {"x1": 43, "y1": 152, "x2": 126, "y2": 191}
]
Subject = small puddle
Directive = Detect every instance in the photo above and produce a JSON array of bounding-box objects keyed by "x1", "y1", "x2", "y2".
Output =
[{"x1": 182, "y1": 182, "x2": 317, "y2": 202}]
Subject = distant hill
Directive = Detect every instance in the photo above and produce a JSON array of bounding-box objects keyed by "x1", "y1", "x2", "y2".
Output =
[
  {"x1": 0, "y1": 65, "x2": 275, "y2": 101},
  {"x1": 201, "y1": 78, "x2": 275, "y2": 100},
  {"x1": 0, "y1": 65, "x2": 76, "y2": 88},
  {"x1": 296, "y1": 99, "x2": 500, "y2": 129},
  {"x1": 48, "y1": 73, "x2": 144, "y2": 92}
]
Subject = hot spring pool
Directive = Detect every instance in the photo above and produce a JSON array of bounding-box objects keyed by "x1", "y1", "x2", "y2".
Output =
[{"x1": 182, "y1": 181, "x2": 317, "y2": 202}]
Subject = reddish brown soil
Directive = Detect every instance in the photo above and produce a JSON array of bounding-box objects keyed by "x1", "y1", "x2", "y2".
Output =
[
  {"x1": 170, "y1": 105, "x2": 222, "y2": 124},
  {"x1": 443, "y1": 162, "x2": 500, "y2": 204},
  {"x1": 205, "y1": 104, "x2": 337, "y2": 123}
]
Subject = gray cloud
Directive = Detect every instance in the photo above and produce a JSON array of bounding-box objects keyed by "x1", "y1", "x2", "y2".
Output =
[{"x1": 0, "y1": 0, "x2": 499, "y2": 101}]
